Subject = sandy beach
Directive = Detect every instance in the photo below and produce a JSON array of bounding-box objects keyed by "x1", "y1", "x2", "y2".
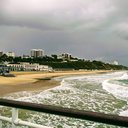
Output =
[{"x1": 0, "y1": 70, "x2": 111, "y2": 97}]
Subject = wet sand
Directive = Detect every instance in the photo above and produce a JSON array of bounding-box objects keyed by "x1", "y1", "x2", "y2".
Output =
[
  {"x1": 0, "y1": 79, "x2": 59, "y2": 97},
  {"x1": 0, "y1": 70, "x2": 111, "y2": 97}
]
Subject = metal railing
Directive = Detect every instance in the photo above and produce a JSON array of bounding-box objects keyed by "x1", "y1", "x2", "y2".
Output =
[{"x1": 0, "y1": 98, "x2": 128, "y2": 127}]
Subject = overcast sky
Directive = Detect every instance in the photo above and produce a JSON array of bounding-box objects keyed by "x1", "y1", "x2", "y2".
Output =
[{"x1": 0, "y1": 0, "x2": 128, "y2": 65}]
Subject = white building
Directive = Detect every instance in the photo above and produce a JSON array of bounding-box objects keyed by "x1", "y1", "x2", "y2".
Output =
[
  {"x1": 62, "y1": 53, "x2": 71, "y2": 59},
  {"x1": 31, "y1": 49, "x2": 44, "y2": 58},
  {"x1": 113, "y1": 61, "x2": 119, "y2": 65},
  {"x1": 6, "y1": 52, "x2": 15, "y2": 58},
  {"x1": 7, "y1": 63, "x2": 52, "y2": 71},
  {"x1": 58, "y1": 53, "x2": 71, "y2": 60}
]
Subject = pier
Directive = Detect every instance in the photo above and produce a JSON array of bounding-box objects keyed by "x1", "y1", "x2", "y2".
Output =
[{"x1": 0, "y1": 99, "x2": 128, "y2": 127}]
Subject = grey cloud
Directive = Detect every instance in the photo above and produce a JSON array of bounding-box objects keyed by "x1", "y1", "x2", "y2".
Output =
[
  {"x1": 0, "y1": 26, "x2": 74, "y2": 55},
  {"x1": 0, "y1": 0, "x2": 128, "y2": 65},
  {"x1": 0, "y1": 0, "x2": 115, "y2": 30}
]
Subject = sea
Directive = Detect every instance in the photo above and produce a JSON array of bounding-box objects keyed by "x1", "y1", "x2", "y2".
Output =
[{"x1": 1, "y1": 71, "x2": 128, "y2": 128}]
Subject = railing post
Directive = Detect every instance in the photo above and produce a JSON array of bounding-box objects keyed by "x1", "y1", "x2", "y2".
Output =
[
  {"x1": 12, "y1": 108, "x2": 18, "y2": 128},
  {"x1": 0, "y1": 120, "x2": 2, "y2": 128}
]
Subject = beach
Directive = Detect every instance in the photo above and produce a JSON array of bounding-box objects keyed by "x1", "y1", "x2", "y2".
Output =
[
  {"x1": 1, "y1": 70, "x2": 127, "y2": 127},
  {"x1": 0, "y1": 70, "x2": 111, "y2": 97}
]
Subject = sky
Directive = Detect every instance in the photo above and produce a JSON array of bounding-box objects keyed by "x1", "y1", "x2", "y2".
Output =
[{"x1": 0, "y1": 0, "x2": 128, "y2": 65}]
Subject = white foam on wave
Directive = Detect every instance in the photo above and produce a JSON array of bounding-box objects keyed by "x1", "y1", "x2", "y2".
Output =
[
  {"x1": 102, "y1": 73, "x2": 128, "y2": 101},
  {"x1": 119, "y1": 73, "x2": 128, "y2": 80},
  {"x1": 82, "y1": 71, "x2": 126, "y2": 84},
  {"x1": 120, "y1": 110, "x2": 128, "y2": 117},
  {"x1": 102, "y1": 72, "x2": 128, "y2": 117},
  {"x1": 62, "y1": 75, "x2": 87, "y2": 81},
  {"x1": 12, "y1": 77, "x2": 78, "y2": 102}
]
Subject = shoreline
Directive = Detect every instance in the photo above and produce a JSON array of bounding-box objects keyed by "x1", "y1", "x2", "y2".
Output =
[{"x1": 0, "y1": 70, "x2": 112, "y2": 97}]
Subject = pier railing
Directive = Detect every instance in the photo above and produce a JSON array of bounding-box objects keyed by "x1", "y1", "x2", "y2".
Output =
[{"x1": 0, "y1": 98, "x2": 128, "y2": 127}]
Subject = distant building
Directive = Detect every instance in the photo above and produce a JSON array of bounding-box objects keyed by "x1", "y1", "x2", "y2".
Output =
[
  {"x1": 22, "y1": 55, "x2": 30, "y2": 58},
  {"x1": 0, "y1": 51, "x2": 3, "y2": 57},
  {"x1": 113, "y1": 61, "x2": 119, "y2": 65},
  {"x1": 31, "y1": 49, "x2": 44, "y2": 58},
  {"x1": 62, "y1": 53, "x2": 71, "y2": 60},
  {"x1": 58, "y1": 53, "x2": 72, "y2": 61},
  {"x1": 7, "y1": 63, "x2": 52, "y2": 71},
  {"x1": 6, "y1": 52, "x2": 15, "y2": 58}
]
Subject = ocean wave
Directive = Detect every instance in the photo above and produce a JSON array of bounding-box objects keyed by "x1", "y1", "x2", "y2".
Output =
[
  {"x1": 2, "y1": 71, "x2": 128, "y2": 128},
  {"x1": 119, "y1": 72, "x2": 128, "y2": 80},
  {"x1": 102, "y1": 72, "x2": 128, "y2": 101},
  {"x1": 120, "y1": 109, "x2": 128, "y2": 117},
  {"x1": 102, "y1": 80, "x2": 128, "y2": 101}
]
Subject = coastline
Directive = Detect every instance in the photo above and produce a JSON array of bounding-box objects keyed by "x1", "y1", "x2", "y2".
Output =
[{"x1": 0, "y1": 70, "x2": 112, "y2": 97}]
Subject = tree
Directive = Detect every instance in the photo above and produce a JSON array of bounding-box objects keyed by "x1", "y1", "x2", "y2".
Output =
[
  {"x1": 0, "y1": 54, "x2": 8, "y2": 62},
  {"x1": 51, "y1": 54, "x2": 57, "y2": 60}
]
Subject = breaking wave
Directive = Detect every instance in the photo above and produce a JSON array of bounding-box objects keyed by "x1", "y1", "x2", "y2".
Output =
[
  {"x1": 102, "y1": 71, "x2": 128, "y2": 117},
  {"x1": 2, "y1": 71, "x2": 128, "y2": 127}
]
